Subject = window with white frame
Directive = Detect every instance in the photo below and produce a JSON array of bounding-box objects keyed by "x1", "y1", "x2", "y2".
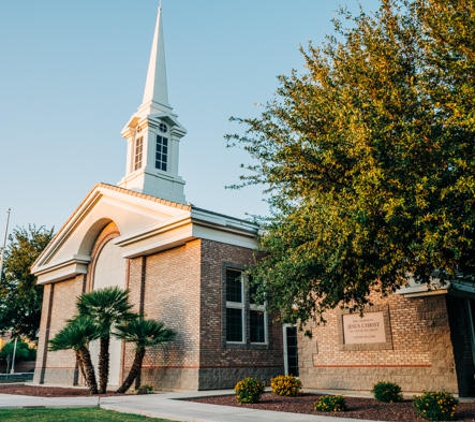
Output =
[
  {"x1": 249, "y1": 278, "x2": 267, "y2": 343},
  {"x1": 225, "y1": 269, "x2": 245, "y2": 343},
  {"x1": 225, "y1": 268, "x2": 268, "y2": 345},
  {"x1": 155, "y1": 134, "x2": 168, "y2": 171},
  {"x1": 133, "y1": 136, "x2": 143, "y2": 171}
]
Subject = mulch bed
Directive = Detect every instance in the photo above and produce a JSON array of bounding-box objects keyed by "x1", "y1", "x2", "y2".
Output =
[
  {"x1": 188, "y1": 392, "x2": 475, "y2": 422},
  {"x1": 0, "y1": 384, "x2": 122, "y2": 397},
  {"x1": 1, "y1": 384, "x2": 475, "y2": 421}
]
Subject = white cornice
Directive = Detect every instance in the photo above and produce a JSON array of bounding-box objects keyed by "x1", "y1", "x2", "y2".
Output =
[
  {"x1": 36, "y1": 255, "x2": 90, "y2": 285},
  {"x1": 191, "y1": 206, "x2": 259, "y2": 236}
]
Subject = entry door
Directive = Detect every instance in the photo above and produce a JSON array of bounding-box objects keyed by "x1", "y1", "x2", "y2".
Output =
[{"x1": 283, "y1": 325, "x2": 299, "y2": 376}]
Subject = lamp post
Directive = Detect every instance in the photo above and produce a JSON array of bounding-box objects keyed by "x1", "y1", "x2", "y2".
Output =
[
  {"x1": 10, "y1": 336, "x2": 17, "y2": 374},
  {"x1": 0, "y1": 208, "x2": 12, "y2": 282},
  {"x1": 0, "y1": 209, "x2": 13, "y2": 374}
]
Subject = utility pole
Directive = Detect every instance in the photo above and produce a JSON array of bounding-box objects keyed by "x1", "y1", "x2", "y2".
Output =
[
  {"x1": 0, "y1": 209, "x2": 13, "y2": 374},
  {"x1": 0, "y1": 208, "x2": 12, "y2": 283}
]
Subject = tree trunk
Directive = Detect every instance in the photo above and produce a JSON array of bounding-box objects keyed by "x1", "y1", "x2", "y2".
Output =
[
  {"x1": 74, "y1": 350, "x2": 87, "y2": 385},
  {"x1": 78, "y1": 346, "x2": 98, "y2": 395},
  {"x1": 98, "y1": 335, "x2": 110, "y2": 394},
  {"x1": 115, "y1": 348, "x2": 146, "y2": 394}
]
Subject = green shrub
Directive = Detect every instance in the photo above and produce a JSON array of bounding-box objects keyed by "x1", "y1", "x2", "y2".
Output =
[
  {"x1": 314, "y1": 395, "x2": 347, "y2": 412},
  {"x1": 270, "y1": 375, "x2": 302, "y2": 396},
  {"x1": 371, "y1": 381, "x2": 403, "y2": 403},
  {"x1": 413, "y1": 391, "x2": 458, "y2": 421},
  {"x1": 234, "y1": 377, "x2": 265, "y2": 404},
  {"x1": 135, "y1": 384, "x2": 153, "y2": 394}
]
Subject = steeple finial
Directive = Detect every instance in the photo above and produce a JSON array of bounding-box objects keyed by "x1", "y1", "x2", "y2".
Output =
[{"x1": 138, "y1": 5, "x2": 170, "y2": 115}]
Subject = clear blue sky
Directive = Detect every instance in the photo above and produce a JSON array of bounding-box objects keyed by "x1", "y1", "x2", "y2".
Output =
[{"x1": 0, "y1": 0, "x2": 381, "y2": 233}]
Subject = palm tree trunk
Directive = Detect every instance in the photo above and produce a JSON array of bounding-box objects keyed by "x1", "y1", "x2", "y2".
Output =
[
  {"x1": 98, "y1": 335, "x2": 110, "y2": 394},
  {"x1": 78, "y1": 346, "x2": 98, "y2": 395},
  {"x1": 115, "y1": 347, "x2": 146, "y2": 394},
  {"x1": 74, "y1": 350, "x2": 87, "y2": 385}
]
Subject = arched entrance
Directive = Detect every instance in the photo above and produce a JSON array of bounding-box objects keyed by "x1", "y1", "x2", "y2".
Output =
[{"x1": 89, "y1": 222, "x2": 126, "y2": 389}]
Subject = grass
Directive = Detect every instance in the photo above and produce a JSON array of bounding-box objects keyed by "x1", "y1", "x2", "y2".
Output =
[{"x1": 0, "y1": 407, "x2": 175, "y2": 422}]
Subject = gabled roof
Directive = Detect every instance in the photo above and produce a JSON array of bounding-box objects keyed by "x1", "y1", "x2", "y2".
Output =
[
  {"x1": 32, "y1": 183, "x2": 258, "y2": 285},
  {"x1": 32, "y1": 183, "x2": 192, "y2": 284}
]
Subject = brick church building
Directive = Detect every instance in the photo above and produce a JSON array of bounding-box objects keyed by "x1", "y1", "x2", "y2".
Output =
[
  {"x1": 32, "y1": 5, "x2": 474, "y2": 397},
  {"x1": 31, "y1": 6, "x2": 284, "y2": 391}
]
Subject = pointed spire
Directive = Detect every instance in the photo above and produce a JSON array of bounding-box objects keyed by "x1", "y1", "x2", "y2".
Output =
[
  {"x1": 138, "y1": 5, "x2": 171, "y2": 115},
  {"x1": 119, "y1": 3, "x2": 187, "y2": 204}
]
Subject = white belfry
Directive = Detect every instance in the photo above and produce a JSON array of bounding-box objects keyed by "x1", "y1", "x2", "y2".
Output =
[{"x1": 119, "y1": 6, "x2": 187, "y2": 204}]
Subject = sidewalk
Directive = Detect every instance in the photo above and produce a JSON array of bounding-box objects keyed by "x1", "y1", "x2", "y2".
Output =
[{"x1": 0, "y1": 389, "x2": 377, "y2": 422}]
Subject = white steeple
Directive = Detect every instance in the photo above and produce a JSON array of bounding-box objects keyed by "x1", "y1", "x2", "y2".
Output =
[
  {"x1": 118, "y1": 5, "x2": 187, "y2": 204},
  {"x1": 139, "y1": 6, "x2": 170, "y2": 116}
]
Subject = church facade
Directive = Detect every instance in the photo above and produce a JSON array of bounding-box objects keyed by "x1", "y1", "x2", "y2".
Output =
[
  {"x1": 31, "y1": 5, "x2": 475, "y2": 397},
  {"x1": 32, "y1": 7, "x2": 283, "y2": 391}
]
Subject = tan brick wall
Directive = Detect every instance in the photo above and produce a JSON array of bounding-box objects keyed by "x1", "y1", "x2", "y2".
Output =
[
  {"x1": 123, "y1": 238, "x2": 285, "y2": 391},
  {"x1": 34, "y1": 283, "x2": 53, "y2": 384},
  {"x1": 34, "y1": 275, "x2": 86, "y2": 385},
  {"x1": 35, "y1": 233, "x2": 286, "y2": 391},
  {"x1": 124, "y1": 240, "x2": 202, "y2": 390},
  {"x1": 299, "y1": 292, "x2": 459, "y2": 393}
]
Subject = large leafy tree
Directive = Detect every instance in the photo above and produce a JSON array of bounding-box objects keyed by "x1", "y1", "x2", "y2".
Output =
[
  {"x1": 76, "y1": 287, "x2": 134, "y2": 394},
  {"x1": 114, "y1": 317, "x2": 176, "y2": 394},
  {"x1": 0, "y1": 225, "x2": 54, "y2": 340},
  {"x1": 228, "y1": 0, "x2": 474, "y2": 324}
]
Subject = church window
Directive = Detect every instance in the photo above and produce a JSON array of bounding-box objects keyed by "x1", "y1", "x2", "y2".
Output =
[
  {"x1": 249, "y1": 279, "x2": 267, "y2": 344},
  {"x1": 159, "y1": 122, "x2": 168, "y2": 133},
  {"x1": 225, "y1": 269, "x2": 245, "y2": 343},
  {"x1": 133, "y1": 136, "x2": 143, "y2": 171},
  {"x1": 224, "y1": 268, "x2": 268, "y2": 346},
  {"x1": 155, "y1": 135, "x2": 168, "y2": 171}
]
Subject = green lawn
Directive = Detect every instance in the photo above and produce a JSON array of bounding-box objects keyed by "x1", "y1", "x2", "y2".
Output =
[{"x1": 0, "y1": 407, "x2": 176, "y2": 422}]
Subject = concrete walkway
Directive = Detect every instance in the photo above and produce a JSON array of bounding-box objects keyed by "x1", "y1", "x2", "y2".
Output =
[{"x1": 0, "y1": 388, "x2": 379, "y2": 422}]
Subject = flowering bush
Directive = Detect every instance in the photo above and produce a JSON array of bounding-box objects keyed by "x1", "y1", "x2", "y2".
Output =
[
  {"x1": 314, "y1": 395, "x2": 347, "y2": 412},
  {"x1": 270, "y1": 375, "x2": 302, "y2": 396},
  {"x1": 234, "y1": 377, "x2": 265, "y2": 404},
  {"x1": 413, "y1": 391, "x2": 458, "y2": 421},
  {"x1": 371, "y1": 381, "x2": 403, "y2": 403}
]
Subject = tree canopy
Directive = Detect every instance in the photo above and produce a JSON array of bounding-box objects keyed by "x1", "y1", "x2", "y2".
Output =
[
  {"x1": 0, "y1": 225, "x2": 54, "y2": 340},
  {"x1": 227, "y1": 0, "x2": 474, "y2": 324}
]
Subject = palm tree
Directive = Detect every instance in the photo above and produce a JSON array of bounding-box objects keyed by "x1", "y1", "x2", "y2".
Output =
[
  {"x1": 76, "y1": 286, "x2": 134, "y2": 394},
  {"x1": 48, "y1": 316, "x2": 99, "y2": 394},
  {"x1": 114, "y1": 317, "x2": 176, "y2": 394}
]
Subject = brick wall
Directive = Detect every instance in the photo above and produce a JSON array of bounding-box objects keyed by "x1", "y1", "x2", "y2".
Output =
[
  {"x1": 298, "y1": 292, "x2": 459, "y2": 393},
  {"x1": 125, "y1": 239, "x2": 202, "y2": 390},
  {"x1": 122, "y1": 238, "x2": 285, "y2": 391},
  {"x1": 34, "y1": 230, "x2": 286, "y2": 392},
  {"x1": 198, "y1": 239, "x2": 284, "y2": 390},
  {"x1": 34, "y1": 275, "x2": 85, "y2": 385}
]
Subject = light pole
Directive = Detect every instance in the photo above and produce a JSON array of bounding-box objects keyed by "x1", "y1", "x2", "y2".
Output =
[
  {"x1": 0, "y1": 208, "x2": 12, "y2": 281},
  {"x1": 10, "y1": 337, "x2": 17, "y2": 374},
  {"x1": 0, "y1": 209, "x2": 13, "y2": 373}
]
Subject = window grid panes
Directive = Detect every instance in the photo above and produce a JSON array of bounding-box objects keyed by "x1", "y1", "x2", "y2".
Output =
[
  {"x1": 226, "y1": 308, "x2": 244, "y2": 342},
  {"x1": 225, "y1": 268, "x2": 267, "y2": 345},
  {"x1": 226, "y1": 270, "x2": 242, "y2": 302},
  {"x1": 250, "y1": 309, "x2": 266, "y2": 343},
  {"x1": 133, "y1": 136, "x2": 143, "y2": 171},
  {"x1": 155, "y1": 135, "x2": 168, "y2": 171}
]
